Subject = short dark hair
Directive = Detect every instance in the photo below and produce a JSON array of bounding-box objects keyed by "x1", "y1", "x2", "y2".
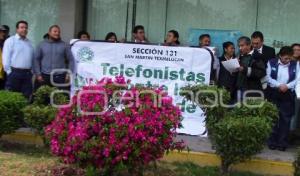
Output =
[
  {"x1": 16, "y1": 20, "x2": 28, "y2": 29},
  {"x1": 222, "y1": 41, "x2": 235, "y2": 56},
  {"x1": 251, "y1": 31, "x2": 264, "y2": 41},
  {"x1": 238, "y1": 36, "x2": 251, "y2": 45},
  {"x1": 291, "y1": 43, "x2": 300, "y2": 49},
  {"x1": 168, "y1": 30, "x2": 180, "y2": 45},
  {"x1": 279, "y1": 46, "x2": 294, "y2": 56},
  {"x1": 3, "y1": 25, "x2": 10, "y2": 32},
  {"x1": 223, "y1": 41, "x2": 234, "y2": 49},
  {"x1": 105, "y1": 32, "x2": 117, "y2": 41},
  {"x1": 199, "y1": 34, "x2": 210, "y2": 41},
  {"x1": 77, "y1": 30, "x2": 90, "y2": 39},
  {"x1": 133, "y1": 25, "x2": 144, "y2": 34}
]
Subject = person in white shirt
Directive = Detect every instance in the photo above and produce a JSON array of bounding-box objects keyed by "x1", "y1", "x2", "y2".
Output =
[
  {"x1": 2, "y1": 20, "x2": 34, "y2": 99},
  {"x1": 267, "y1": 46, "x2": 298, "y2": 151}
]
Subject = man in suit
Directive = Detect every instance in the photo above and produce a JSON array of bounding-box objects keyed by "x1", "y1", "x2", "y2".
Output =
[
  {"x1": 251, "y1": 31, "x2": 276, "y2": 66},
  {"x1": 236, "y1": 36, "x2": 266, "y2": 99}
]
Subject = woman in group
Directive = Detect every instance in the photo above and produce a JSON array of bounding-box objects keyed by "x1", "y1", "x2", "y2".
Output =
[
  {"x1": 164, "y1": 30, "x2": 180, "y2": 46},
  {"x1": 105, "y1": 32, "x2": 118, "y2": 42},
  {"x1": 217, "y1": 41, "x2": 237, "y2": 103},
  {"x1": 33, "y1": 25, "x2": 74, "y2": 90}
]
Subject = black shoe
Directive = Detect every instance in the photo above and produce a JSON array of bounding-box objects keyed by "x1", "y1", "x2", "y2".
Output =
[
  {"x1": 268, "y1": 145, "x2": 277, "y2": 150},
  {"x1": 278, "y1": 147, "x2": 286, "y2": 152}
]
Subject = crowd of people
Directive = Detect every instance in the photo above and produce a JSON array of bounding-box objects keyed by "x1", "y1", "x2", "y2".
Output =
[{"x1": 1, "y1": 20, "x2": 300, "y2": 152}]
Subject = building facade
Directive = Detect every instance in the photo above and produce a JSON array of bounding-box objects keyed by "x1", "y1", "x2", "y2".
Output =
[{"x1": 0, "y1": 0, "x2": 299, "y2": 48}]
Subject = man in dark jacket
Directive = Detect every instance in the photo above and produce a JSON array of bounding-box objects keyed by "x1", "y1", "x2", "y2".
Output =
[
  {"x1": 251, "y1": 31, "x2": 276, "y2": 66},
  {"x1": 236, "y1": 36, "x2": 266, "y2": 99}
]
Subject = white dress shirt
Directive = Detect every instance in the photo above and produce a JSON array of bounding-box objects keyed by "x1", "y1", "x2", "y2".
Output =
[
  {"x1": 295, "y1": 68, "x2": 300, "y2": 98},
  {"x1": 2, "y1": 34, "x2": 34, "y2": 74},
  {"x1": 267, "y1": 60, "x2": 299, "y2": 90},
  {"x1": 246, "y1": 50, "x2": 254, "y2": 77},
  {"x1": 258, "y1": 46, "x2": 263, "y2": 54}
]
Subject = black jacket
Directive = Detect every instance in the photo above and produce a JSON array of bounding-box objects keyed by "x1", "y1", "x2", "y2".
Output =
[
  {"x1": 217, "y1": 56, "x2": 237, "y2": 91},
  {"x1": 261, "y1": 45, "x2": 276, "y2": 65},
  {"x1": 236, "y1": 51, "x2": 266, "y2": 90}
]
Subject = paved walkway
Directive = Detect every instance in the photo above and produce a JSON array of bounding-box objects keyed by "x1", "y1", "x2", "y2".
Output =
[
  {"x1": 1, "y1": 128, "x2": 297, "y2": 162},
  {"x1": 177, "y1": 135, "x2": 297, "y2": 162}
]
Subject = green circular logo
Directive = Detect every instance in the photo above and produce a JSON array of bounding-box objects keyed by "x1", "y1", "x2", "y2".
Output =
[{"x1": 77, "y1": 47, "x2": 94, "y2": 62}]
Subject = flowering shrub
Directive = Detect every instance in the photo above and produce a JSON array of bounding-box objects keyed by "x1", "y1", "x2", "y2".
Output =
[{"x1": 45, "y1": 76, "x2": 184, "y2": 174}]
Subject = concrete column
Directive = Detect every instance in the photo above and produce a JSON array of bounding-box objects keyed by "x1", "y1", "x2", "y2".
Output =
[{"x1": 57, "y1": 0, "x2": 85, "y2": 42}]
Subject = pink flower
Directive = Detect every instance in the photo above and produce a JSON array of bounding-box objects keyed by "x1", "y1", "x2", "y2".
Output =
[
  {"x1": 45, "y1": 76, "x2": 184, "y2": 171},
  {"x1": 50, "y1": 139, "x2": 60, "y2": 155},
  {"x1": 103, "y1": 148, "x2": 110, "y2": 158}
]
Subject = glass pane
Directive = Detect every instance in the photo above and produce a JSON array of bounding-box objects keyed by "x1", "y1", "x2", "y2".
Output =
[
  {"x1": 87, "y1": 0, "x2": 131, "y2": 41},
  {"x1": 135, "y1": 0, "x2": 167, "y2": 43},
  {"x1": 165, "y1": 0, "x2": 257, "y2": 45},
  {"x1": 0, "y1": 0, "x2": 59, "y2": 46},
  {"x1": 257, "y1": 0, "x2": 300, "y2": 49}
]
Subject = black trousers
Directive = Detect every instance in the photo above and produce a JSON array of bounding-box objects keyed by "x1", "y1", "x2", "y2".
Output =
[
  {"x1": 34, "y1": 73, "x2": 68, "y2": 91},
  {"x1": 0, "y1": 72, "x2": 6, "y2": 90},
  {"x1": 268, "y1": 88, "x2": 295, "y2": 148},
  {"x1": 5, "y1": 68, "x2": 33, "y2": 99}
]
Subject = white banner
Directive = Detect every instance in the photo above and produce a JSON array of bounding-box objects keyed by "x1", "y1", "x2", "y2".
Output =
[{"x1": 71, "y1": 41, "x2": 212, "y2": 135}]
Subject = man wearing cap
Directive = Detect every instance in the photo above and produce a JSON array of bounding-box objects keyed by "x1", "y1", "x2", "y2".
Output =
[
  {"x1": 3, "y1": 25, "x2": 10, "y2": 39},
  {"x1": 0, "y1": 25, "x2": 7, "y2": 89},
  {"x1": 2, "y1": 21, "x2": 34, "y2": 99}
]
